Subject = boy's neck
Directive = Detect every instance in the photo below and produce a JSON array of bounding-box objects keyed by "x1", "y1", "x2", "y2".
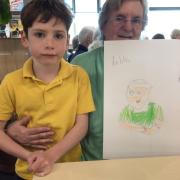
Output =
[{"x1": 33, "y1": 63, "x2": 60, "y2": 84}]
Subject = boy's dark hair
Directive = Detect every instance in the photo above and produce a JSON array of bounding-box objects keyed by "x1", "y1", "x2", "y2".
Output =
[{"x1": 21, "y1": 0, "x2": 73, "y2": 36}]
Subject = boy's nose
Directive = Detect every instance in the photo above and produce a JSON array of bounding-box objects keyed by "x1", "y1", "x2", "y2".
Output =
[{"x1": 45, "y1": 38, "x2": 54, "y2": 49}]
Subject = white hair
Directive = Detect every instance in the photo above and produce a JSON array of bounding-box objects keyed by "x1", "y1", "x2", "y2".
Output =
[{"x1": 78, "y1": 26, "x2": 95, "y2": 44}]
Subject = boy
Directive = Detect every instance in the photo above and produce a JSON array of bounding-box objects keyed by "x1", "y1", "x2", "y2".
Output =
[{"x1": 0, "y1": 0, "x2": 95, "y2": 179}]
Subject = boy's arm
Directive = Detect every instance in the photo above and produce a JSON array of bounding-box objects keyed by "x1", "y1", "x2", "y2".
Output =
[
  {"x1": 0, "y1": 121, "x2": 30, "y2": 161},
  {"x1": 48, "y1": 113, "x2": 88, "y2": 161},
  {"x1": 28, "y1": 113, "x2": 88, "y2": 174}
]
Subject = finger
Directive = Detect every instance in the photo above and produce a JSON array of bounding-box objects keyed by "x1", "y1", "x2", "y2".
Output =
[
  {"x1": 31, "y1": 159, "x2": 47, "y2": 173},
  {"x1": 28, "y1": 157, "x2": 42, "y2": 173},
  {"x1": 28, "y1": 127, "x2": 54, "y2": 136},
  {"x1": 35, "y1": 167, "x2": 51, "y2": 177},
  {"x1": 28, "y1": 162, "x2": 38, "y2": 173},
  {"x1": 31, "y1": 138, "x2": 54, "y2": 145},
  {"x1": 24, "y1": 144, "x2": 48, "y2": 150},
  {"x1": 27, "y1": 131, "x2": 54, "y2": 142},
  {"x1": 28, "y1": 156, "x2": 37, "y2": 172},
  {"x1": 28, "y1": 157, "x2": 36, "y2": 167},
  {"x1": 35, "y1": 172, "x2": 46, "y2": 177},
  {"x1": 18, "y1": 116, "x2": 32, "y2": 126},
  {"x1": 34, "y1": 163, "x2": 53, "y2": 176}
]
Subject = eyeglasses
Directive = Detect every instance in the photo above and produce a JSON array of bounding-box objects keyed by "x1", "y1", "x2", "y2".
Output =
[{"x1": 110, "y1": 16, "x2": 145, "y2": 27}]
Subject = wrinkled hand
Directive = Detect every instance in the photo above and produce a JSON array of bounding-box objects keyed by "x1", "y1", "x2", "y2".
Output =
[
  {"x1": 27, "y1": 150, "x2": 54, "y2": 177},
  {"x1": 7, "y1": 116, "x2": 54, "y2": 150}
]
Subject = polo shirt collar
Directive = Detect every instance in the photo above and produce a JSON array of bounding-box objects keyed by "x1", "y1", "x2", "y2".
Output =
[{"x1": 23, "y1": 57, "x2": 73, "y2": 82}]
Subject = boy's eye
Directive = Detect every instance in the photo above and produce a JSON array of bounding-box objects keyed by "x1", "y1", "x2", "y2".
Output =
[
  {"x1": 54, "y1": 33, "x2": 64, "y2": 40},
  {"x1": 34, "y1": 32, "x2": 45, "y2": 38}
]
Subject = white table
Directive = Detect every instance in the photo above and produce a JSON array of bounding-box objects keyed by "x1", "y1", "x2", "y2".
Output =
[{"x1": 33, "y1": 156, "x2": 180, "y2": 180}]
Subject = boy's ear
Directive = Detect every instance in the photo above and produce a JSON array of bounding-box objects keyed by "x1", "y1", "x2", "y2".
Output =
[{"x1": 21, "y1": 31, "x2": 29, "y2": 48}]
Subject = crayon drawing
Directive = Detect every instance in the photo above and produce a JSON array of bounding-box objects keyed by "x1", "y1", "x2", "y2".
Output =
[
  {"x1": 103, "y1": 40, "x2": 180, "y2": 159},
  {"x1": 120, "y1": 79, "x2": 163, "y2": 134}
]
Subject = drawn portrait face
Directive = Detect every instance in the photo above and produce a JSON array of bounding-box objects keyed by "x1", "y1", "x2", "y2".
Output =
[{"x1": 126, "y1": 79, "x2": 151, "y2": 110}]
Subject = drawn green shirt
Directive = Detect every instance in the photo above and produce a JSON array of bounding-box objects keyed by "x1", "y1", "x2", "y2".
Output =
[{"x1": 120, "y1": 102, "x2": 163, "y2": 128}]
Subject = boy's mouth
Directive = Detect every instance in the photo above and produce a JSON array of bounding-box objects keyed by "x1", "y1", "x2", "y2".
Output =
[{"x1": 41, "y1": 54, "x2": 56, "y2": 56}]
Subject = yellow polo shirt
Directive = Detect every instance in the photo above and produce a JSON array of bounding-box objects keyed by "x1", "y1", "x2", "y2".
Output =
[{"x1": 0, "y1": 58, "x2": 95, "y2": 180}]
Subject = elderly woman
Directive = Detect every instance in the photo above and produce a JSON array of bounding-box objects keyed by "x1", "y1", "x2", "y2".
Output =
[{"x1": 72, "y1": 0, "x2": 149, "y2": 160}]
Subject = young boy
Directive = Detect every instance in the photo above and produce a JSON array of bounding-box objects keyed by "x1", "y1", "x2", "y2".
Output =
[{"x1": 0, "y1": 0, "x2": 95, "y2": 179}]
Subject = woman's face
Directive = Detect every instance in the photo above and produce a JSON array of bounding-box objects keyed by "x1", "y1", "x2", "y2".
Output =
[{"x1": 102, "y1": 0, "x2": 144, "y2": 40}]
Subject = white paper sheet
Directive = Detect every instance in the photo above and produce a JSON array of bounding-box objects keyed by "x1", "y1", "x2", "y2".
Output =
[{"x1": 103, "y1": 40, "x2": 180, "y2": 159}]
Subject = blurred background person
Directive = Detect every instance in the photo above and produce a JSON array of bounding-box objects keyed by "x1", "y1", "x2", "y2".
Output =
[
  {"x1": 68, "y1": 26, "x2": 95, "y2": 62},
  {"x1": 88, "y1": 28, "x2": 103, "y2": 51},
  {"x1": 71, "y1": 34, "x2": 79, "y2": 53},
  {"x1": 152, "y1": 33, "x2": 165, "y2": 39},
  {"x1": 171, "y1": 29, "x2": 180, "y2": 39},
  {"x1": 66, "y1": 34, "x2": 79, "y2": 60}
]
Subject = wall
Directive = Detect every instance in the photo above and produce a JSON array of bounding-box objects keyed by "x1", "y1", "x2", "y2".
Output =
[{"x1": 0, "y1": 39, "x2": 29, "y2": 81}]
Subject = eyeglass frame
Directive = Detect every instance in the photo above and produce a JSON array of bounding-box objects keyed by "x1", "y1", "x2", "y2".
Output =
[{"x1": 109, "y1": 15, "x2": 146, "y2": 28}]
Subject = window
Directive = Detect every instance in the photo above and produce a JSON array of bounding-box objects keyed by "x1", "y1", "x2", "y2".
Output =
[
  {"x1": 100, "y1": 0, "x2": 106, "y2": 8},
  {"x1": 69, "y1": 12, "x2": 98, "y2": 41},
  {"x1": 64, "y1": 0, "x2": 73, "y2": 11},
  {"x1": 141, "y1": 0, "x2": 180, "y2": 39},
  {"x1": 75, "y1": 0, "x2": 97, "y2": 12},
  {"x1": 68, "y1": 0, "x2": 99, "y2": 41},
  {"x1": 9, "y1": 0, "x2": 24, "y2": 12},
  {"x1": 67, "y1": 0, "x2": 180, "y2": 41},
  {"x1": 143, "y1": 10, "x2": 180, "y2": 39},
  {"x1": 149, "y1": 0, "x2": 180, "y2": 7}
]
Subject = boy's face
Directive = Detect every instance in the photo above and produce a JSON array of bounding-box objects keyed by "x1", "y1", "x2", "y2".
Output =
[{"x1": 22, "y1": 17, "x2": 69, "y2": 66}]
